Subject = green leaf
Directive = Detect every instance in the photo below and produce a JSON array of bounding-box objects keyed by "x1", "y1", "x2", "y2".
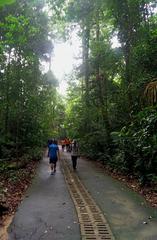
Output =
[{"x1": 0, "y1": 0, "x2": 15, "y2": 6}]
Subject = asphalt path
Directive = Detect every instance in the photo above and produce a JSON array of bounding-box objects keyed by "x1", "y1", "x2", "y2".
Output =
[
  {"x1": 8, "y1": 155, "x2": 80, "y2": 240},
  {"x1": 72, "y1": 153, "x2": 157, "y2": 240},
  {"x1": 8, "y1": 150, "x2": 157, "y2": 240}
]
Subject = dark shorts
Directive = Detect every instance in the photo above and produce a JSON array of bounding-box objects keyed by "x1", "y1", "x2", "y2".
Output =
[{"x1": 49, "y1": 157, "x2": 57, "y2": 164}]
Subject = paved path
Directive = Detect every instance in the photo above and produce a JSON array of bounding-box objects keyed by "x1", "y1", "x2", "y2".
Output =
[
  {"x1": 8, "y1": 151, "x2": 157, "y2": 240},
  {"x1": 70, "y1": 153, "x2": 157, "y2": 240},
  {"x1": 8, "y1": 155, "x2": 80, "y2": 240}
]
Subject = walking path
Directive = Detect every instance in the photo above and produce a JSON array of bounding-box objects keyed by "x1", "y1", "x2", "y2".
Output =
[
  {"x1": 8, "y1": 151, "x2": 157, "y2": 240},
  {"x1": 8, "y1": 155, "x2": 80, "y2": 240}
]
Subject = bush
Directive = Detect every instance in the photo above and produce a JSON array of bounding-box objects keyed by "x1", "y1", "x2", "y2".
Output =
[
  {"x1": 80, "y1": 128, "x2": 110, "y2": 162},
  {"x1": 111, "y1": 106, "x2": 157, "y2": 185},
  {"x1": 25, "y1": 147, "x2": 43, "y2": 161}
]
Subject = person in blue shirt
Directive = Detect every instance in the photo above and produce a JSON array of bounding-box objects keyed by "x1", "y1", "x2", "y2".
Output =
[{"x1": 48, "y1": 139, "x2": 60, "y2": 175}]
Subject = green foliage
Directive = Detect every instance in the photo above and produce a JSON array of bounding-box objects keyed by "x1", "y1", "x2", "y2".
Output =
[
  {"x1": 0, "y1": 0, "x2": 65, "y2": 161},
  {"x1": 0, "y1": 0, "x2": 15, "y2": 7},
  {"x1": 0, "y1": 0, "x2": 157, "y2": 187},
  {"x1": 24, "y1": 147, "x2": 43, "y2": 161},
  {"x1": 60, "y1": 0, "x2": 157, "y2": 186},
  {"x1": 0, "y1": 145, "x2": 42, "y2": 174},
  {"x1": 80, "y1": 128, "x2": 110, "y2": 162},
  {"x1": 111, "y1": 107, "x2": 157, "y2": 185}
]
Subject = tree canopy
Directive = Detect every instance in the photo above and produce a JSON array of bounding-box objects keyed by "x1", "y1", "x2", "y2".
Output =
[
  {"x1": 0, "y1": 0, "x2": 157, "y2": 185},
  {"x1": 51, "y1": 0, "x2": 157, "y2": 185}
]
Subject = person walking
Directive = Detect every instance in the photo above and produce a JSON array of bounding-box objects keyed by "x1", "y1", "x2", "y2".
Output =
[
  {"x1": 61, "y1": 139, "x2": 66, "y2": 152},
  {"x1": 65, "y1": 138, "x2": 70, "y2": 152},
  {"x1": 71, "y1": 140, "x2": 79, "y2": 170},
  {"x1": 48, "y1": 139, "x2": 60, "y2": 175}
]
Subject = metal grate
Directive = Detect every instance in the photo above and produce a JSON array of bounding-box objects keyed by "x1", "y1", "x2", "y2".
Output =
[{"x1": 61, "y1": 157, "x2": 115, "y2": 240}]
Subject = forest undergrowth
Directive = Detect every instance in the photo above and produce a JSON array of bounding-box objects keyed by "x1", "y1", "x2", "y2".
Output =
[{"x1": 0, "y1": 158, "x2": 39, "y2": 238}]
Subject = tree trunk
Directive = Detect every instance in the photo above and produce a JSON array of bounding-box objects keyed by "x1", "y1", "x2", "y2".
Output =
[
  {"x1": 5, "y1": 49, "x2": 11, "y2": 139},
  {"x1": 82, "y1": 23, "x2": 90, "y2": 103},
  {"x1": 82, "y1": 22, "x2": 90, "y2": 131},
  {"x1": 95, "y1": 11, "x2": 110, "y2": 140}
]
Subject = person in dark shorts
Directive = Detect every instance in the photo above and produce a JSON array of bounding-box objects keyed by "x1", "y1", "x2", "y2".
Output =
[
  {"x1": 48, "y1": 139, "x2": 60, "y2": 175},
  {"x1": 71, "y1": 140, "x2": 79, "y2": 170}
]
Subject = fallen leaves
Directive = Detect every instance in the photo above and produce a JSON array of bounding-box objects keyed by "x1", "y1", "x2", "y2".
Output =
[
  {"x1": 98, "y1": 162, "x2": 157, "y2": 208},
  {"x1": 0, "y1": 160, "x2": 39, "y2": 224}
]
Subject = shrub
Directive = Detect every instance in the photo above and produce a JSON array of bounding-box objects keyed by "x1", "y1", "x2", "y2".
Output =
[{"x1": 111, "y1": 106, "x2": 157, "y2": 185}]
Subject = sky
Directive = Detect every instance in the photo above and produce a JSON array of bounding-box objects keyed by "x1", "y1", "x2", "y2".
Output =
[
  {"x1": 51, "y1": 33, "x2": 120, "y2": 96},
  {"x1": 51, "y1": 31, "x2": 81, "y2": 95}
]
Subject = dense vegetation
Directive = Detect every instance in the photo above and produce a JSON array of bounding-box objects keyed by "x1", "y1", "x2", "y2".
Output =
[
  {"x1": 0, "y1": 0, "x2": 64, "y2": 166},
  {"x1": 0, "y1": 0, "x2": 157, "y2": 186},
  {"x1": 54, "y1": 0, "x2": 157, "y2": 185}
]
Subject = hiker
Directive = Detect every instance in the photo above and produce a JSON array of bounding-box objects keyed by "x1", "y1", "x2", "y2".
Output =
[
  {"x1": 65, "y1": 138, "x2": 71, "y2": 152},
  {"x1": 61, "y1": 139, "x2": 66, "y2": 152},
  {"x1": 47, "y1": 139, "x2": 52, "y2": 147},
  {"x1": 48, "y1": 139, "x2": 60, "y2": 175},
  {"x1": 68, "y1": 139, "x2": 72, "y2": 152},
  {"x1": 71, "y1": 140, "x2": 80, "y2": 170}
]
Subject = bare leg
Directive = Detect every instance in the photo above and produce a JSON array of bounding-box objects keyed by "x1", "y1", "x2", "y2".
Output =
[{"x1": 50, "y1": 163, "x2": 54, "y2": 173}]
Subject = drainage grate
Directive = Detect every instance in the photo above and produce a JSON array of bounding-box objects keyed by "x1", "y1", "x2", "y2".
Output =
[{"x1": 61, "y1": 157, "x2": 115, "y2": 240}]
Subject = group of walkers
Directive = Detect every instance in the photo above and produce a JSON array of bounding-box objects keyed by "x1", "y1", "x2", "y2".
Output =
[
  {"x1": 47, "y1": 138, "x2": 80, "y2": 175},
  {"x1": 60, "y1": 138, "x2": 72, "y2": 152}
]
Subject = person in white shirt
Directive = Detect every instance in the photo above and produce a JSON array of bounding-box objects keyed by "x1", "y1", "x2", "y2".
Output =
[{"x1": 71, "y1": 140, "x2": 79, "y2": 170}]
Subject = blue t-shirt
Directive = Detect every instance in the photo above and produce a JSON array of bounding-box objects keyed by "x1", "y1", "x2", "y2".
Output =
[{"x1": 48, "y1": 144, "x2": 59, "y2": 159}]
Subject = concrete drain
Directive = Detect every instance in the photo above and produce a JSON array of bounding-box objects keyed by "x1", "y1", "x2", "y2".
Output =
[{"x1": 61, "y1": 158, "x2": 115, "y2": 240}]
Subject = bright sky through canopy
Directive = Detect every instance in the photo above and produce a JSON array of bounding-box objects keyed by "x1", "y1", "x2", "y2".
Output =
[
  {"x1": 51, "y1": 32, "x2": 120, "y2": 96},
  {"x1": 52, "y1": 42, "x2": 75, "y2": 80},
  {"x1": 51, "y1": 30, "x2": 81, "y2": 95},
  {"x1": 52, "y1": 42, "x2": 74, "y2": 95}
]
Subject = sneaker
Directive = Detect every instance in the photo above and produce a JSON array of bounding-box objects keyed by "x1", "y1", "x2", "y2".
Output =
[{"x1": 51, "y1": 172, "x2": 54, "y2": 175}]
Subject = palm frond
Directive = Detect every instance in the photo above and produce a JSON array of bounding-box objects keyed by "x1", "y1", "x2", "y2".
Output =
[{"x1": 144, "y1": 79, "x2": 157, "y2": 105}]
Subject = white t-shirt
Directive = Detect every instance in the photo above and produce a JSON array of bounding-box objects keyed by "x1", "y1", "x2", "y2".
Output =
[{"x1": 71, "y1": 143, "x2": 79, "y2": 156}]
